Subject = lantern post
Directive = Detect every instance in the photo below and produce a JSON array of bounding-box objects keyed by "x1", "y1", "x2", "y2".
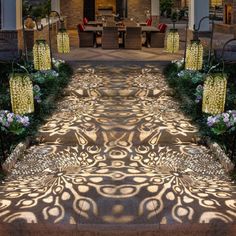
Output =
[
  {"x1": 202, "y1": 37, "x2": 236, "y2": 161},
  {"x1": 184, "y1": 15, "x2": 216, "y2": 71},
  {"x1": 0, "y1": 129, "x2": 6, "y2": 167},
  {"x1": 193, "y1": 15, "x2": 216, "y2": 65},
  {"x1": 220, "y1": 38, "x2": 236, "y2": 161},
  {"x1": 48, "y1": 10, "x2": 70, "y2": 66},
  {"x1": 166, "y1": 19, "x2": 180, "y2": 53},
  {"x1": 183, "y1": 12, "x2": 188, "y2": 65},
  {"x1": 22, "y1": 15, "x2": 44, "y2": 62}
]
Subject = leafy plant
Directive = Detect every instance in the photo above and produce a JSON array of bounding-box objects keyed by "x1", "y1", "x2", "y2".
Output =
[
  {"x1": 0, "y1": 59, "x2": 72, "y2": 173},
  {"x1": 164, "y1": 58, "x2": 236, "y2": 166},
  {"x1": 23, "y1": 0, "x2": 51, "y2": 18},
  {"x1": 194, "y1": 85, "x2": 203, "y2": 104},
  {"x1": 207, "y1": 111, "x2": 236, "y2": 135},
  {"x1": 160, "y1": 0, "x2": 173, "y2": 17},
  {"x1": 0, "y1": 111, "x2": 30, "y2": 135}
]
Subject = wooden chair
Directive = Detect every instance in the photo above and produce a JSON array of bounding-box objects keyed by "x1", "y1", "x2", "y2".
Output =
[
  {"x1": 77, "y1": 24, "x2": 94, "y2": 47},
  {"x1": 150, "y1": 24, "x2": 168, "y2": 48},
  {"x1": 105, "y1": 21, "x2": 116, "y2": 27},
  {"x1": 150, "y1": 32, "x2": 166, "y2": 48},
  {"x1": 102, "y1": 27, "x2": 119, "y2": 49},
  {"x1": 125, "y1": 27, "x2": 142, "y2": 50}
]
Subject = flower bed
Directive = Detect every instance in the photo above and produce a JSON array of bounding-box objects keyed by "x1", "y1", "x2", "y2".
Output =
[
  {"x1": 0, "y1": 59, "x2": 73, "y2": 178},
  {"x1": 164, "y1": 58, "x2": 236, "y2": 176}
]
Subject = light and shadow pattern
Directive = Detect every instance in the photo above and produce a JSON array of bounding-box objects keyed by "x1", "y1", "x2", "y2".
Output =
[{"x1": 0, "y1": 64, "x2": 236, "y2": 226}]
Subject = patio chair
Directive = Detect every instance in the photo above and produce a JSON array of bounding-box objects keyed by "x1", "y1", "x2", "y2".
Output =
[
  {"x1": 102, "y1": 27, "x2": 119, "y2": 49},
  {"x1": 83, "y1": 17, "x2": 89, "y2": 25},
  {"x1": 105, "y1": 21, "x2": 116, "y2": 27},
  {"x1": 150, "y1": 23, "x2": 168, "y2": 48},
  {"x1": 158, "y1": 23, "x2": 168, "y2": 33},
  {"x1": 146, "y1": 18, "x2": 152, "y2": 26},
  {"x1": 77, "y1": 24, "x2": 94, "y2": 47},
  {"x1": 125, "y1": 21, "x2": 137, "y2": 27},
  {"x1": 124, "y1": 27, "x2": 142, "y2": 50}
]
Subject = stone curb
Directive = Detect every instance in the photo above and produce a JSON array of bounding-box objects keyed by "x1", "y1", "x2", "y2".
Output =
[
  {"x1": 205, "y1": 137, "x2": 235, "y2": 173},
  {"x1": 2, "y1": 137, "x2": 30, "y2": 174},
  {"x1": 1, "y1": 94, "x2": 60, "y2": 174},
  {"x1": 180, "y1": 94, "x2": 235, "y2": 173}
]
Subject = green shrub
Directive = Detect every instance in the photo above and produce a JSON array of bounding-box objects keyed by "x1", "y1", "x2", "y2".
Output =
[{"x1": 0, "y1": 59, "x2": 72, "y2": 170}]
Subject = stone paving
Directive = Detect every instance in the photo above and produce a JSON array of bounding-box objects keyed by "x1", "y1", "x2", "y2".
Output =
[{"x1": 0, "y1": 63, "x2": 236, "y2": 235}]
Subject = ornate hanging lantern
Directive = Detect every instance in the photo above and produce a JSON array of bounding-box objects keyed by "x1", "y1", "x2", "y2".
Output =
[
  {"x1": 202, "y1": 73, "x2": 227, "y2": 115},
  {"x1": 57, "y1": 29, "x2": 70, "y2": 53},
  {"x1": 33, "y1": 40, "x2": 51, "y2": 71},
  {"x1": 166, "y1": 29, "x2": 180, "y2": 53},
  {"x1": 10, "y1": 74, "x2": 34, "y2": 115},
  {"x1": 185, "y1": 40, "x2": 203, "y2": 71}
]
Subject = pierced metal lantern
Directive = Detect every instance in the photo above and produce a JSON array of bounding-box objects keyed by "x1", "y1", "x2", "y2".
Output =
[
  {"x1": 202, "y1": 73, "x2": 227, "y2": 115},
  {"x1": 185, "y1": 40, "x2": 203, "y2": 71},
  {"x1": 166, "y1": 29, "x2": 180, "y2": 53},
  {"x1": 33, "y1": 40, "x2": 51, "y2": 70},
  {"x1": 10, "y1": 74, "x2": 34, "y2": 115},
  {"x1": 57, "y1": 29, "x2": 70, "y2": 53}
]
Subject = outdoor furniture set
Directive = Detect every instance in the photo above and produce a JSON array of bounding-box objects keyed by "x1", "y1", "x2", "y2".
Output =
[{"x1": 77, "y1": 18, "x2": 167, "y2": 49}]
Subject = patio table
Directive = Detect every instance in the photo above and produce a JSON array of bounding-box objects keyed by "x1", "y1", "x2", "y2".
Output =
[
  {"x1": 84, "y1": 26, "x2": 159, "y2": 33},
  {"x1": 87, "y1": 21, "x2": 103, "y2": 26},
  {"x1": 138, "y1": 22, "x2": 148, "y2": 26},
  {"x1": 84, "y1": 26, "x2": 160, "y2": 47}
]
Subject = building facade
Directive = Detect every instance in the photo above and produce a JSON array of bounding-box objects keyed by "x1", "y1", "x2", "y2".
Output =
[
  {"x1": 60, "y1": 0, "x2": 152, "y2": 29},
  {"x1": 175, "y1": 0, "x2": 223, "y2": 8},
  {"x1": 224, "y1": 0, "x2": 236, "y2": 24}
]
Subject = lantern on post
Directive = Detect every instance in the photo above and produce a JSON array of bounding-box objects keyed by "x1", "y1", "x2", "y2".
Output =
[
  {"x1": 202, "y1": 73, "x2": 227, "y2": 115},
  {"x1": 9, "y1": 73, "x2": 34, "y2": 115},
  {"x1": 166, "y1": 19, "x2": 179, "y2": 53},
  {"x1": 185, "y1": 39, "x2": 204, "y2": 70},
  {"x1": 22, "y1": 15, "x2": 51, "y2": 64},
  {"x1": 166, "y1": 29, "x2": 180, "y2": 53},
  {"x1": 184, "y1": 15, "x2": 216, "y2": 70},
  {"x1": 33, "y1": 40, "x2": 52, "y2": 70},
  {"x1": 202, "y1": 37, "x2": 236, "y2": 116},
  {"x1": 57, "y1": 22, "x2": 70, "y2": 53},
  {"x1": 48, "y1": 11, "x2": 70, "y2": 56}
]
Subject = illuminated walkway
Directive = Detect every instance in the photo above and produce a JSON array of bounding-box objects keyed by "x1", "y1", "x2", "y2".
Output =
[{"x1": 0, "y1": 63, "x2": 236, "y2": 235}]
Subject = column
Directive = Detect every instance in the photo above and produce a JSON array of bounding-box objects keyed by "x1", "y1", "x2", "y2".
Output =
[
  {"x1": 189, "y1": 0, "x2": 209, "y2": 31},
  {"x1": 51, "y1": 0, "x2": 61, "y2": 13},
  {"x1": 151, "y1": 0, "x2": 160, "y2": 25},
  {"x1": 1, "y1": 0, "x2": 22, "y2": 30}
]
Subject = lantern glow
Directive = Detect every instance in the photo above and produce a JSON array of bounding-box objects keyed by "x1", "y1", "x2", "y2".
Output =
[
  {"x1": 57, "y1": 30, "x2": 70, "y2": 53},
  {"x1": 10, "y1": 74, "x2": 34, "y2": 115},
  {"x1": 185, "y1": 40, "x2": 203, "y2": 71},
  {"x1": 202, "y1": 73, "x2": 227, "y2": 115},
  {"x1": 33, "y1": 40, "x2": 51, "y2": 71},
  {"x1": 166, "y1": 29, "x2": 180, "y2": 53}
]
